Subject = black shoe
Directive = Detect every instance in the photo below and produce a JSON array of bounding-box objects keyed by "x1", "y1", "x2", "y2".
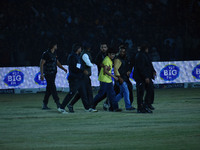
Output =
[
  {"x1": 126, "y1": 107, "x2": 135, "y2": 111},
  {"x1": 144, "y1": 106, "x2": 153, "y2": 113},
  {"x1": 137, "y1": 108, "x2": 146, "y2": 113},
  {"x1": 148, "y1": 104, "x2": 155, "y2": 110},
  {"x1": 42, "y1": 104, "x2": 50, "y2": 110},
  {"x1": 114, "y1": 108, "x2": 122, "y2": 112},
  {"x1": 67, "y1": 104, "x2": 74, "y2": 113}
]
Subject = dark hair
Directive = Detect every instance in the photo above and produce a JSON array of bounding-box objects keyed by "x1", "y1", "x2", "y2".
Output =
[
  {"x1": 140, "y1": 41, "x2": 149, "y2": 52},
  {"x1": 107, "y1": 47, "x2": 117, "y2": 54},
  {"x1": 83, "y1": 42, "x2": 91, "y2": 50},
  {"x1": 72, "y1": 43, "x2": 82, "y2": 52},
  {"x1": 100, "y1": 42, "x2": 107, "y2": 46},
  {"x1": 48, "y1": 40, "x2": 57, "y2": 49},
  {"x1": 119, "y1": 45, "x2": 126, "y2": 50}
]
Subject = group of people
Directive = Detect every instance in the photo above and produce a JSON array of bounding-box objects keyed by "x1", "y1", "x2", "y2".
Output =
[{"x1": 40, "y1": 40, "x2": 156, "y2": 114}]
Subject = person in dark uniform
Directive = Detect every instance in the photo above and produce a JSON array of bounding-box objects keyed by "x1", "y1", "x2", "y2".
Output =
[
  {"x1": 67, "y1": 43, "x2": 97, "y2": 112},
  {"x1": 40, "y1": 41, "x2": 67, "y2": 110},
  {"x1": 57, "y1": 43, "x2": 89, "y2": 114},
  {"x1": 133, "y1": 42, "x2": 156, "y2": 113},
  {"x1": 95, "y1": 43, "x2": 108, "y2": 75}
]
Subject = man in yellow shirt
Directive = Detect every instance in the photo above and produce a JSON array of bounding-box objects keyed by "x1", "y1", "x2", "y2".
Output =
[{"x1": 92, "y1": 48, "x2": 122, "y2": 112}]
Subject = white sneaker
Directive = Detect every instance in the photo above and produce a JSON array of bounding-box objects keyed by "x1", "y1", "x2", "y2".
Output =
[
  {"x1": 85, "y1": 109, "x2": 90, "y2": 112},
  {"x1": 89, "y1": 108, "x2": 98, "y2": 112},
  {"x1": 58, "y1": 108, "x2": 68, "y2": 114},
  {"x1": 62, "y1": 111, "x2": 68, "y2": 114}
]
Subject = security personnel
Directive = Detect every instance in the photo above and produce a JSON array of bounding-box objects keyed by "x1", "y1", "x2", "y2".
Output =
[
  {"x1": 58, "y1": 43, "x2": 89, "y2": 114},
  {"x1": 40, "y1": 41, "x2": 67, "y2": 109},
  {"x1": 133, "y1": 42, "x2": 156, "y2": 113},
  {"x1": 95, "y1": 43, "x2": 108, "y2": 75},
  {"x1": 67, "y1": 43, "x2": 97, "y2": 112}
]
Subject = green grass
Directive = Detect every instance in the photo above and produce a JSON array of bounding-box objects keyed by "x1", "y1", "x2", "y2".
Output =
[{"x1": 0, "y1": 88, "x2": 200, "y2": 150}]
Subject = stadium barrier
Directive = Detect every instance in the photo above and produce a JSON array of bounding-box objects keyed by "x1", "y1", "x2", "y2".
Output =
[{"x1": 0, "y1": 61, "x2": 200, "y2": 94}]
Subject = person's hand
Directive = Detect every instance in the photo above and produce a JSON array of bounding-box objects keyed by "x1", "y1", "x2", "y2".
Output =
[
  {"x1": 145, "y1": 78, "x2": 150, "y2": 84},
  {"x1": 114, "y1": 76, "x2": 119, "y2": 81},
  {"x1": 118, "y1": 76, "x2": 124, "y2": 84},
  {"x1": 40, "y1": 74, "x2": 44, "y2": 81},
  {"x1": 64, "y1": 69, "x2": 68, "y2": 73},
  {"x1": 153, "y1": 72, "x2": 157, "y2": 80},
  {"x1": 83, "y1": 70, "x2": 88, "y2": 75},
  {"x1": 107, "y1": 66, "x2": 111, "y2": 71},
  {"x1": 127, "y1": 71, "x2": 131, "y2": 77}
]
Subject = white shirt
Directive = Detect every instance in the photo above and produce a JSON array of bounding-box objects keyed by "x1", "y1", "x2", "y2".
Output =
[{"x1": 82, "y1": 53, "x2": 93, "y2": 67}]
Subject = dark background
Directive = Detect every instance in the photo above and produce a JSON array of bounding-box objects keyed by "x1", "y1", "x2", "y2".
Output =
[{"x1": 0, "y1": 0, "x2": 200, "y2": 67}]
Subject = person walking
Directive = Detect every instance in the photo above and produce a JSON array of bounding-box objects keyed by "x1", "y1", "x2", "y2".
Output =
[
  {"x1": 40, "y1": 41, "x2": 67, "y2": 110},
  {"x1": 92, "y1": 48, "x2": 122, "y2": 112},
  {"x1": 67, "y1": 43, "x2": 97, "y2": 112},
  {"x1": 114, "y1": 45, "x2": 135, "y2": 111},
  {"x1": 57, "y1": 43, "x2": 90, "y2": 114}
]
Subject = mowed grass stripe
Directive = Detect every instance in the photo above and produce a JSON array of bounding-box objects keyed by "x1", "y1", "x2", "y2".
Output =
[{"x1": 0, "y1": 88, "x2": 200, "y2": 150}]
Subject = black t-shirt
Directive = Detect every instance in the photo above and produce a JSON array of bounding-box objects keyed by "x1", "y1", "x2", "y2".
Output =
[
  {"x1": 41, "y1": 50, "x2": 57, "y2": 75},
  {"x1": 95, "y1": 51, "x2": 107, "y2": 74}
]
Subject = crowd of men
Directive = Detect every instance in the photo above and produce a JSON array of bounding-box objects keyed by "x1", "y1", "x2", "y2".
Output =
[{"x1": 40, "y1": 40, "x2": 156, "y2": 114}]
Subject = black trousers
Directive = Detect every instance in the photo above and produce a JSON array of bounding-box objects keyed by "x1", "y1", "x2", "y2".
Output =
[
  {"x1": 69, "y1": 75, "x2": 93, "y2": 109},
  {"x1": 61, "y1": 78, "x2": 88, "y2": 109},
  {"x1": 136, "y1": 79, "x2": 154, "y2": 109},
  {"x1": 43, "y1": 73, "x2": 59, "y2": 105}
]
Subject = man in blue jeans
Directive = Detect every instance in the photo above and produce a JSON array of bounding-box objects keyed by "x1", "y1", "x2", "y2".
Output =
[
  {"x1": 114, "y1": 45, "x2": 135, "y2": 111},
  {"x1": 92, "y1": 48, "x2": 122, "y2": 112}
]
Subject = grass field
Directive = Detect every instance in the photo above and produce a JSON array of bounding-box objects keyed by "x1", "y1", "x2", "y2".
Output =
[{"x1": 0, "y1": 88, "x2": 200, "y2": 150}]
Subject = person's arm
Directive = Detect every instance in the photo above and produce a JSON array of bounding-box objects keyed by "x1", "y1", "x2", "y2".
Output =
[
  {"x1": 151, "y1": 63, "x2": 156, "y2": 80},
  {"x1": 57, "y1": 60, "x2": 67, "y2": 73},
  {"x1": 114, "y1": 59, "x2": 121, "y2": 76},
  {"x1": 40, "y1": 59, "x2": 45, "y2": 80},
  {"x1": 127, "y1": 56, "x2": 134, "y2": 77},
  {"x1": 114, "y1": 59, "x2": 123, "y2": 83},
  {"x1": 82, "y1": 54, "x2": 93, "y2": 67},
  {"x1": 104, "y1": 65, "x2": 118, "y2": 81}
]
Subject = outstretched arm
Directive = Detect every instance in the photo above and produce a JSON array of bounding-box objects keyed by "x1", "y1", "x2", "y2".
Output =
[
  {"x1": 40, "y1": 59, "x2": 45, "y2": 80},
  {"x1": 57, "y1": 60, "x2": 67, "y2": 73}
]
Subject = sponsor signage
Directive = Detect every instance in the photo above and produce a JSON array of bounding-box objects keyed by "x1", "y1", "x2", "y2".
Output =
[
  {"x1": 34, "y1": 72, "x2": 47, "y2": 85},
  {"x1": 192, "y1": 64, "x2": 200, "y2": 80},
  {"x1": 3, "y1": 70, "x2": 24, "y2": 86},
  {"x1": 160, "y1": 64, "x2": 180, "y2": 81},
  {"x1": 0, "y1": 61, "x2": 200, "y2": 89}
]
